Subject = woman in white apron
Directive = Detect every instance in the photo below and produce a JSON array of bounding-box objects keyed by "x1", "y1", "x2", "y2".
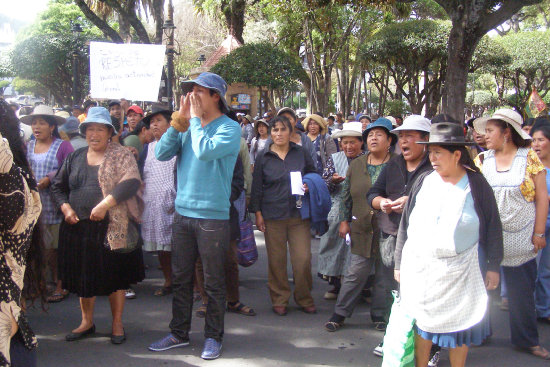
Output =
[
  {"x1": 395, "y1": 122, "x2": 503, "y2": 367},
  {"x1": 473, "y1": 109, "x2": 550, "y2": 359},
  {"x1": 140, "y1": 105, "x2": 176, "y2": 296}
]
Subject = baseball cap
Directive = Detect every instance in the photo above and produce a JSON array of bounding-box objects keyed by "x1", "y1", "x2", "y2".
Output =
[
  {"x1": 127, "y1": 105, "x2": 144, "y2": 116},
  {"x1": 181, "y1": 72, "x2": 230, "y2": 113}
]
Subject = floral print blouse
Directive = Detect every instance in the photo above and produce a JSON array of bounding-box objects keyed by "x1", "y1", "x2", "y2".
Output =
[
  {"x1": 0, "y1": 135, "x2": 41, "y2": 366},
  {"x1": 474, "y1": 148, "x2": 544, "y2": 202}
]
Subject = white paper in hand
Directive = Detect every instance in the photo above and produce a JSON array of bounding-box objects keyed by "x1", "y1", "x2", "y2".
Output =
[{"x1": 290, "y1": 171, "x2": 305, "y2": 195}]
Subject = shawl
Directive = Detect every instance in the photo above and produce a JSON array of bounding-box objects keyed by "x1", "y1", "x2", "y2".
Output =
[{"x1": 98, "y1": 142, "x2": 143, "y2": 250}]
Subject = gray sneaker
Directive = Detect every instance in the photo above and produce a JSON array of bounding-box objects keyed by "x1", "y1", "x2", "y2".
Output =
[
  {"x1": 201, "y1": 337, "x2": 222, "y2": 360},
  {"x1": 148, "y1": 333, "x2": 189, "y2": 352}
]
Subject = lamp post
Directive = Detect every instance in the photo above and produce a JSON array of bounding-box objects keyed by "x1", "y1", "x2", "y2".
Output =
[
  {"x1": 163, "y1": 0, "x2": 176, "y2": 110},
  {"x1": 71, "y1": 22, "x2": 83, "y2": 106},
  {"x1": 197, "y1": 54, "x2": 206, "y2": 65}
]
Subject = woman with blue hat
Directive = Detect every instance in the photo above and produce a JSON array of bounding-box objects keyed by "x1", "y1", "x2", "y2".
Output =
[
  {"x1": 51, "y1": 106, "x2": 145, "y2": 345},
  {"x1": 324, "y1": 118, "x2": 397, "y2": 333}
]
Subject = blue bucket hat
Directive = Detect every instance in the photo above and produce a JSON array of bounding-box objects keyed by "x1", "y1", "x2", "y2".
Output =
[
  {"x1": 363, "y1": 117, "x2": 397, "y2": 144},
  {"x1": 180, "y1": 72, "x2": 230, "y2": 113},
  {"x1": 59, "y1": 116, "x2": 81, "y2": 135},
  {"x1": 80, "y1": 107, "x2": 117, "y2": 135}
]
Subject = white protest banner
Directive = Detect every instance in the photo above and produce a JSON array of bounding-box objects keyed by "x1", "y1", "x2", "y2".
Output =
[{"x1": 90, "y1": 41, "x2": 166, "y2": 101}]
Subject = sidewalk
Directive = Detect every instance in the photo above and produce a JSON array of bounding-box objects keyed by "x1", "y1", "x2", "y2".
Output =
[{"x1": 29, "y1": 230, "x2": 550, "y2": 366}]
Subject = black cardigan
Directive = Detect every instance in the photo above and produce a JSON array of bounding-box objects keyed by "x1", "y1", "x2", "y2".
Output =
[
  {"x1": 366, "y1": 153, "x2": 433, "y2": 235},
  {"x1": 395, "y1": 170, "x2": 503, "y2": 273}
]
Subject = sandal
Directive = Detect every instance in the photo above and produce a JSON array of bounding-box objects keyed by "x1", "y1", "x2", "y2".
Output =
[
  {"x1": 196, "y1": 303, "x2": 207, "y2": 318},
  {"x1": 529, "y1": 346, "x2": 550, "y2": 360},
  {"x1": 324, "y1": 321, "x2": 344, "y2": 332},
  {"x1": 47, "y1": 291, "x2": 68, "y2": 303},
  {"x1": 154, "y1": 286, "x2": 173, "y2": 297},
  {"x1": 227, "y1": 302, "x2": 256, "y2": 316}
]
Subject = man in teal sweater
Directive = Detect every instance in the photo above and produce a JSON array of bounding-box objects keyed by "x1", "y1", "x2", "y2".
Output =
[{"x1": 149, "y1": 72, "x2": 240, "y2": 360}]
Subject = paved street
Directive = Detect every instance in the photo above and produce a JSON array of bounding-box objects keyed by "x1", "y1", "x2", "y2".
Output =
[{"x1": 29, "y1": 231, "x2": 550, "y2": 367}]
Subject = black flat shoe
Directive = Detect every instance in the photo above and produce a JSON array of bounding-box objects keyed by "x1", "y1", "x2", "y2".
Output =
[
  {"x1": 111, "y1": 330, "x2": 126, "y2": 344},
  {"x1": 66, "y1": 325, "x2": 96, "y2": 342}
]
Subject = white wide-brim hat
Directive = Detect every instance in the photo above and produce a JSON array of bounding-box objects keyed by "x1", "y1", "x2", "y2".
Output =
[
  {"x1": 20, "y1": 105, "x2": 66, "y2": 126},
  {"x1": 391, "y1": 115, "x2": 431, "y2": 133},
  {"x1": 331, "y1": 121, "x2": 363, "y2": 139},
  {"x1": 473, "y1": 108, "x2": 531, "y2": 141}
]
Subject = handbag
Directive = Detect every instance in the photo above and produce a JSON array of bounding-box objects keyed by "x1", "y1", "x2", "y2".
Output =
[
  {"x1": 236, "y1": 209, "x2": 258, "y2": 267},
  {"x1": 379, "y1": 232, "x2": 397, "y2": 267},
  {"x1": 382, "y1": 291, "x2": 415, "y2": 367},
  {"x1": 110, "y1": 220, "x2": 140, "y2": 254}
]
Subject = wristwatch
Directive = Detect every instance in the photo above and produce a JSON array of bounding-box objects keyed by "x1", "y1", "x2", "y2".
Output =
[{"x1": 534, "y1": 233, "x2": 545, "y2": 238}]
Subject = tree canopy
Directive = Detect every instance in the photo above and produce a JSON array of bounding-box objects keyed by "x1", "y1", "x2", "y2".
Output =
[{"x1": 210, "y1": 42, "x2": 306, "y2": 91}]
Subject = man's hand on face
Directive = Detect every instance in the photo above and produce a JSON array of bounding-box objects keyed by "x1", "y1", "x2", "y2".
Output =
[{"x1": 189, "y1": 92, "x2": 203, "y2": 119}]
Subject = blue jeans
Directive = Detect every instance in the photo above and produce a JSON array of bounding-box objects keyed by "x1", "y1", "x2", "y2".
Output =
[
  {"x1": 169, "y1": 214, "x2": 229, "y2": 341},
  {"x1": 502, "y1": 259, "x2": 539, "y2": 348},
  {"x1": 536, "y1": 226, "x2": 550, "y2": 318}
]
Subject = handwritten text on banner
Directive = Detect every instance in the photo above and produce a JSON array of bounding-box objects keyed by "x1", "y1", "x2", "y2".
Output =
[{"x1": 90, "y1": 42, "x2": 166, "y2": 101}]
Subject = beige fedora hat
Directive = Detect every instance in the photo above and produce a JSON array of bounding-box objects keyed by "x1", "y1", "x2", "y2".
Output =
[
  {"x1": 473, "y1": 108, "x2": 531, "y2": 140},
  {"x1": 20, "y1": 105, "x2": 66, "y2": 126}
]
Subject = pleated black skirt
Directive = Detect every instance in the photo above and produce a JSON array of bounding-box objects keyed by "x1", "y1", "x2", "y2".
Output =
[{"x1": 58, "y1": 219, "x2": 145, "y2": 298}]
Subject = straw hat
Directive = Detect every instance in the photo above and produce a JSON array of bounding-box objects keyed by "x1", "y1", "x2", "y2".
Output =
[
  {"x1": 20, "y1": 105, "x2": 66, "y2": 126},
  {"x1": 473, "y1": 108, "x2": 531, "y2": 141},
  {"x1": 302, "y1": 114, "x2": 327, "y2": 135}
]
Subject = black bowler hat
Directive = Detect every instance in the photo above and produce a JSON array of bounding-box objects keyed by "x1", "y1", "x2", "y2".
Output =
[
  {"x1": 417, "y1": 122, "x2": 475, "y2": 146},
  {"x1": 142, "y1": 103, "x2": 173, "y2": 127}
]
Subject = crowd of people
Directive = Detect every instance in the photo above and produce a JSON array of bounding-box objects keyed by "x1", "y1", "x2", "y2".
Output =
[{"x1": 1, "y1": 71, "x2": 550, "y2": 366}]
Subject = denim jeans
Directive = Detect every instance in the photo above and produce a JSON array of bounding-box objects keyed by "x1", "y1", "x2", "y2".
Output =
[
  {"x1": 169, "y1": 214, "x2": 229, "y2": 341},
  {"x1": 535, "y1": 226, "x2": 550, "y2": 318},
  {"x1": 502, "y1": 259, "x2": 539, "y2": 348}
]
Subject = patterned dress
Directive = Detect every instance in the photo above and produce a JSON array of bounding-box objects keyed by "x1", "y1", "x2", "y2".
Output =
[
  {"x1": 0, "y1": 136, "x2": 41, "y2": 366},
  {"x1": 317, "y1": 151, "x2": 365, "y2": 282},
  {"x1": 26, "y1": 139, "x2": 63, "y2": 225},
  {"x1": 141, "y1": 141, "x2": 177, "y2": 252},
  {"x1": 475, "y1": 148, "x2": 545, "y2": 266}
]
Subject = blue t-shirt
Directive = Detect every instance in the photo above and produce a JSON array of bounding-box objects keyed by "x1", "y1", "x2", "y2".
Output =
[{"x1": 454, "y1": 174, "x2": 480, "y2": 254}]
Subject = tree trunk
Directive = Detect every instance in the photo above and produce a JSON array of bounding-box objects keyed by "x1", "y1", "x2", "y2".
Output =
[
  {"x1": 442, "y1": 21, "x2": 479, "y2": 122},
  {"x1": 75, "y1": 0, "x2": 123, "y2": 43},
  {"x1": 152, "y1": 0, "x2": 165, "y2": 45},
  {"x1": 118, "y1": 13, "x2": 131, "y2": 43},
  {"x1": 433, "y1": 0, "x2": 540, "y2": 122},
  {"x1": 104, "y1": 0, "x2": 151, "y2": 44},
  {"x1": 222, "y1": 0, "x2": 246, "y2": 44}
]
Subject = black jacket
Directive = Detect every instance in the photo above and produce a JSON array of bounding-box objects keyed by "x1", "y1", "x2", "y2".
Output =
[
  {"x1": 395, "y1": 170, "x2": 503, "y2": 273},
  {"x1": 366, "y1": 154, "x2": 433, "y2": 235},
  {"x1": 250, "y1": 142, "x2": 317, "y2": 220}
]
